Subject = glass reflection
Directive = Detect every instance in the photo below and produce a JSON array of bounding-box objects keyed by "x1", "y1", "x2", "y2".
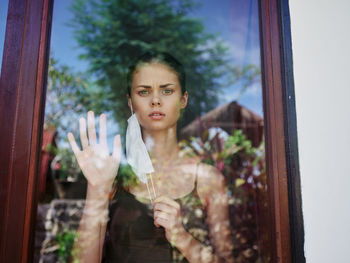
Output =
[{"x1": 36, "y1": 0, "x2": 270, "y2": 262}]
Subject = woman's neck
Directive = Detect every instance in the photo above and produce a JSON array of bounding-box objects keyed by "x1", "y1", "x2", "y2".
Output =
[{"x1": 142, "y1": 126, "x2": 180, "y2": 165}]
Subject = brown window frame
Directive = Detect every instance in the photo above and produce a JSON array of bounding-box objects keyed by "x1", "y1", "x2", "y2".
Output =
[{"x1": 0, "y1": 0, "x2": 305, "y2": 262}]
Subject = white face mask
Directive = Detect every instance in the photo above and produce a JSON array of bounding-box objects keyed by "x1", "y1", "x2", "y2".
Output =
[{"x1": 125, "y1": 113, "x2": 155, "y2": 184}]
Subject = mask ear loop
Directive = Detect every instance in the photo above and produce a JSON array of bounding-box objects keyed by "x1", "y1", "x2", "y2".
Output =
[
  {"x1": 145, "y1": 174, "x2": 153, "y2": 205},
  {"x1": 149, "y1": 174, "x2": 156, "y2": 199},
  {"x1": 145, "y1": 174, "x2": 157, "y2": 205},
  {"x1": 129, "y1": 98, "x2": 134, "y2": 115}
]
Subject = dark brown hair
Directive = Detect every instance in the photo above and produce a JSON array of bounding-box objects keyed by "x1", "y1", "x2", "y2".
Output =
[{"x1": 126, "y1": 51, "x2": 186, "y2": 96}]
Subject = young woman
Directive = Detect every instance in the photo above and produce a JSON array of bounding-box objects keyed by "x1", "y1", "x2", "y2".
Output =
[{"x1": 68, "y1": 52, "x2": 234, "y2": 263}]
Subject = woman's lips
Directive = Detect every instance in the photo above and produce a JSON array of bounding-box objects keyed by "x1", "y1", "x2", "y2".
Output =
[{"x1": 149, "y1": 111, "x2": 165, "y2": 120}]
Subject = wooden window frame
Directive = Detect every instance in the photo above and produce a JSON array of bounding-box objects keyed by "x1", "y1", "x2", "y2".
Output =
[{"x1": 0, "y1": 0, "x2": 305, "y2": 262}]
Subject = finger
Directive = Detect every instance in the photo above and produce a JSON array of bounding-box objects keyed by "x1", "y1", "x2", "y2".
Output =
[
  {"x1": 79, "y1": 117, "x2": 89, "y2": 149},
  {"x1": 99, "y1": 113, "x2": 107, "y2": 147},
  {"x1": 154, "y1": 196, "x2": 180, "y2": 210},
  {"x1": 154, "y1": 211, "x2": 171, "y2": 221},
  {"x1": 112, "y1": 134, "x2": 121, "y2": 161},
  {"x1": 154, "y1": 217, "x2": 170, "y2": 229},
  {"x1": 67, "y1": 132, "x2": 80, "y2": 155},
  {"x1": 154, "y1": 203, "x2": 178, "y2": 215},
  {"x1": 87, "y1": 111, "x2": 97, "y2": 145}
]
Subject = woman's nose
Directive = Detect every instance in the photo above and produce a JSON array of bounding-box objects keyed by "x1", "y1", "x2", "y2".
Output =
[{"x1": 151, "y1": 95, "x2": 161, "y2": 106}]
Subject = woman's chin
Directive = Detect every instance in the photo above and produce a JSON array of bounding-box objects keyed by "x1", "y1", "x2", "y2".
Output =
[{"x1": 142, "y1": 123, "x2": 177, "y2": 133}]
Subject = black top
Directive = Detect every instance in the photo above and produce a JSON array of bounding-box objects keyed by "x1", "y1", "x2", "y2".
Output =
[{"x1": 103, "y1": 170, "x2": 211, "y2": 263}]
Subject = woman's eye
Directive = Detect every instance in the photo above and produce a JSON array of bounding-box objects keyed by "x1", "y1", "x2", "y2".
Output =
[
  {"x1": 162, "y1": 89, "x2": 174, "y2": 95},
  {"x1": 138, "y1": 90, "x2": 149, "y2": 96}
]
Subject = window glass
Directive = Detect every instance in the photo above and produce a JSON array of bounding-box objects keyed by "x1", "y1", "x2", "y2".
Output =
[
  {"x1": 0, "y1": 0, "x2": 9, "y2": 74},
  {"x1": 35, "y1": 0, "x2": 271, "y2": 262}
]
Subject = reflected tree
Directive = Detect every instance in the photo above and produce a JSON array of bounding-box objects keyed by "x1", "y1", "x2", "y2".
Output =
[
  {"x1": 69, "y1": 0, "x2": 233, "y2": 132},
  {"x1": 45, "y1": 56, "x2": 106, "y2": 136}
]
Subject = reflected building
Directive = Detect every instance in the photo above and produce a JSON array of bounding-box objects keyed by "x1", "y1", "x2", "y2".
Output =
[{"x1": 181, "y1": 101, "x2": 264, "y2": 147}]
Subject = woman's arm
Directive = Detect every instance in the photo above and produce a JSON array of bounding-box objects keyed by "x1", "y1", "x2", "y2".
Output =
[
  {"x1": 67, "y1": 111, "x2": 121, "y2": 262},
  {"x1": 197, "y1": 164, "x2": 235, "y2": 263},
  {"x1": 71, "y1": 184, "x2": 111, "y2": 262}
]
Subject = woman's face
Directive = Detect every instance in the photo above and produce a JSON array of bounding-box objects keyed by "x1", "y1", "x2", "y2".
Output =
[{"x1": 129, "y1": 62, "x2": 188, "y2": 132}]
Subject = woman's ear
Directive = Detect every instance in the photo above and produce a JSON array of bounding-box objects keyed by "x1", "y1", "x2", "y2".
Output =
[
  {"x1": 126, "y1": 94, "x2": 132, "y2": 110},
  {"x1": 180, "y1": 91, "x2": 188, "y2": 109}
]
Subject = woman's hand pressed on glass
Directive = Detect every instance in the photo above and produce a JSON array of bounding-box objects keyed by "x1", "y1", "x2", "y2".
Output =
[{"x1": 67, "y1": 111, "x2": 121, "y2": 190}]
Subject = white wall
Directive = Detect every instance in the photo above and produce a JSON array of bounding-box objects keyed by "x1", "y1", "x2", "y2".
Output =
[{"x1": 289, "y1": 0, "x2": 350, "y2": 262}]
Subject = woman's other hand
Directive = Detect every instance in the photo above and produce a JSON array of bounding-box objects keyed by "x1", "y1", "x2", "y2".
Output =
[
  {"x1": 153, "y1": 196, "x2": 186, "y2": 245},
  {"x1": 67, "y1": 111, "x2": 121, "y2": 190}
]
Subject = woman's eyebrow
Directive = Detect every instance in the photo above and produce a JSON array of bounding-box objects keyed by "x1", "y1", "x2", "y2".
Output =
[
  {"x1": 136, "y1": 83, "x2": 175, "y2": 89},
  {"x1": 136, "y1": 85, "x2": 151, "y2": 89},
  {"x1": 159, "y1": 83, "x2": 175, "y2": 88}
]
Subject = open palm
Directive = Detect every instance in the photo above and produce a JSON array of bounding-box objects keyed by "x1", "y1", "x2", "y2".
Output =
[{"x1": 67, "y1": 111, "x2": 121, "y2": 188}]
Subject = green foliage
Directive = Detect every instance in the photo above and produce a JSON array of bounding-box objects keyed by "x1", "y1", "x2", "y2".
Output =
[
  {"x1": 69, "y1": 0, "x2": 234, "y2": 133},
  {"x1": 46, "y1": 56, "x2": 110, "y2": 135},
  {"x1": 225, "y1": 130, "x2": 254, "y2": 156},
  {"x1": 43, "y1": 143, "x2": 81, "y2": 181},
  {"x1": 56, "y1": 230, "x2": 77, "y2": 263},
  {"x1": 180, "y1": 129, "x2": 257, "y2": 168},
  {"x1": 117, "y1": 163, "x2": 138, "y2": 188},
  {"x1": 55, "y1": 147, "x2": 83, "y2": 181}
]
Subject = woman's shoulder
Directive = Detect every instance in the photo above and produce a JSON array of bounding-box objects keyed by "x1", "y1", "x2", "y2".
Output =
[
  {"x1": 197, "y1": 162, "x2": 224, "y2": 182},
  {"x1": 195, "y1": 162, "x2": 226, "y2": 202},
  {"x1": 178, "y1": 154, "x2": 223, "y2": 180}
]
